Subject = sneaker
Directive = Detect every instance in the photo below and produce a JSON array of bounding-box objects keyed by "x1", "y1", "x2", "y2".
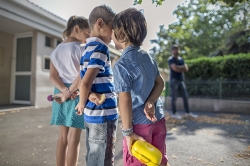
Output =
[
  {"x1": 185, "y1": 113, "x2": 198, "y2": 118},
  {"x1": 171, "y1": 113, "x2": 182, "y2": 119}
]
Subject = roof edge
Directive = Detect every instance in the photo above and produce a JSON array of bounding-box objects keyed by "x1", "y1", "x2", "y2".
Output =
[{"x1": 11, "y1": 0, "x2": 67, "y2": 26}]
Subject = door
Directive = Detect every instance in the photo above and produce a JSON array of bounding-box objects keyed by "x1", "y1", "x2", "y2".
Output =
[{"x1": 12, "y1": 34, "x2": 32, "y2": 104}]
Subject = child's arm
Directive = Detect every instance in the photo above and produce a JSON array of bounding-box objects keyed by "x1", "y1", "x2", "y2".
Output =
[
  {"x1": 118, "y1": 92, "x2": 145, "y2": 155},
  {"x1": 52, "y1": 75, "x2": 80, "y2": 103},
  {"x1": 114, "y1": 63, "x2": 145, "y2": 155},
  {"x1": 144, "y1": 75, "x2": 165, "y2": 122},
  {"x1": 72, "y1": 74, "x2": 103, "y2": 105},
  {"x1": 75, "y1": 68, "x2": 99, "y2": 115},
  {"x1": 118, "y1": 92, "x2": 133, "y2": 130},
  {"x1": 49, "y1": 62, "x2": 71, "y2": 102},
  {"x1": 49, "y1": 62, "x2": 68, "y2": 92}
]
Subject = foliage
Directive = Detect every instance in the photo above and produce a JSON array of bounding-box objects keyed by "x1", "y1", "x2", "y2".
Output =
[
  {"x1": 184, "y1": 53, "x2": 250, "y2": 80},
  {"x1": 133, "y1": 0, "x2": 165, "y2": 6},
  {"x1": 224, "y1": 30, "x2": 250, "y2": 54},
  {"x1": 177, "y1": 53, "x2": 250, "y2": 100},
  {"x1": 133, "y1": 0, "x2": 249, "y2": 6},
  {"x1": 150, "y1": 0, "x2": 250, "y2": 68},
  {"x1": 208, "y1": 0, "x2": 249, "y2": 7}
]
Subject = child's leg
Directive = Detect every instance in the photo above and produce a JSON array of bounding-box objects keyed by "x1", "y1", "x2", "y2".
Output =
[
  {"x1": 104, "y1": 119, "x2": 118, "y2": 166},
  {"x1": 152, "y1": 118, "x2": 168, "y2": 165},
  {"x1": 123, "y1": 124, "x2": 154, "y2": 166},
  {"x1": 84, "y1": 122, "x2": 107, "y2": 166},
  {"x1": 57, "y1": 126, "x2": 69, "y2": 166},
  {"x1": 85, "y1": 123, "x2": 90, "y2": 164},
  {"x1": 66, "y1": 127, "x2": 82, "y2": 166}
]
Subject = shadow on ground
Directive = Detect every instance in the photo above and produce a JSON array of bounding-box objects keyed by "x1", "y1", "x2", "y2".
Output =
[
  {"x1": 0, "y1": 108, "x2": 249, "y2": 166},
  {"x1": 165, "y1": 111, "x2": 250, "y2": 165}
]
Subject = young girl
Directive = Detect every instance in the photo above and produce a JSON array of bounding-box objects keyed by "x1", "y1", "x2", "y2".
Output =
[
  {"x1": 49, "y1": 15, "x2": 93, "y2": 166},
  {"x1": 112, "y1": 8, "x2": 170, "y2": 166}
]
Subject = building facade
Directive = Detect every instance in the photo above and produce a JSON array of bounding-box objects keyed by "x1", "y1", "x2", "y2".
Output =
[{"x1": 0, "y1": 0, "x2": 121, "y2": 108}]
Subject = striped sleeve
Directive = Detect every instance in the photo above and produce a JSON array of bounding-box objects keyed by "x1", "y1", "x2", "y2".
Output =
[{"x1": 87, "y1": 44, "x2": 108, "y2": 72}]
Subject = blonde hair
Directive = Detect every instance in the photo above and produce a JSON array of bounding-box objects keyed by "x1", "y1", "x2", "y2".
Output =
[{"x1": 62, "y1": 15, "x2": 89, "y2": 40}]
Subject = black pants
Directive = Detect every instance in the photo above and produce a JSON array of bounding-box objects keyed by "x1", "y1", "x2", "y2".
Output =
[{"x1": 170, "y1": 79, "x2": 190, "y2": 114}]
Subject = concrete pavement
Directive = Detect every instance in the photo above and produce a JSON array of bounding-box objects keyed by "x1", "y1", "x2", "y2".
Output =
[{"x1": 0, "y1": 107, "x2": 249, "y2": 166}]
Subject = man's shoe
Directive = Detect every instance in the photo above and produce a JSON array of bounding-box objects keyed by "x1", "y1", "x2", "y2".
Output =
[
  {"x1": 171, "y1": 113, "x2": 182, "y2": 119},
  {"x1": 185, "y1": 113, "x2": 198, "y2": 118}
]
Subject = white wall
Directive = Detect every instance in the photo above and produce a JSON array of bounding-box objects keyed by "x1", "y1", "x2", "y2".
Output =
[{"x1": 35, "y1": 31, "x2": 55, "y2": 107}]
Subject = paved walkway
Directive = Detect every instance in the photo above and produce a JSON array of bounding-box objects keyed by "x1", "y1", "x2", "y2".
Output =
[{"x1": 0, "y1": 107, "x2": 249, "y2": 166}]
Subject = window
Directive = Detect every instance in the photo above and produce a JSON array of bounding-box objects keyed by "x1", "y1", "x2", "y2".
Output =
[
  {"x1": 16, "y1": 37, "x2": 32, "y2": 71},
  {"x1": 57, "y1": 40, "x2": 62, "y2": 45},
  {"x1": 44, "y1": 57, "x2": 50, "y2": 70},
  {"x1": 45, "y1": 36, "x2": 52, "y2": 47}
]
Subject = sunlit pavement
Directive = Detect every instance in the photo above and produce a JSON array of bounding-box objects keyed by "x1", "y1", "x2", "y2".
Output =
[{"x1": 0, "y1": 107, "x2": 249, "y2": 166}]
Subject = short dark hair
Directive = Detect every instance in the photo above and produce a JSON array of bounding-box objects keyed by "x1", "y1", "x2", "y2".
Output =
[
  {"x1": 88, "y1": 5, "x2": 116, "y2": 29},
  {"x1": 112, "y1": 8, "x2": 147, "y2": 47},
  {"x1": 171, "y1": 44, "x2": 179, "y2": 50}
]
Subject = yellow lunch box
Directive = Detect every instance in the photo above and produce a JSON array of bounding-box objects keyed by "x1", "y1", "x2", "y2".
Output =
[{"x1": 132, "y1": 140, "x2": 162, "y2": 166}]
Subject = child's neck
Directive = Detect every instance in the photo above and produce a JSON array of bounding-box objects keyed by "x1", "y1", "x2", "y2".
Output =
[
  {"x1": 122, "y1": 43, "x2": 133, "y2": 50},
  {"x1": 90, "y1": 32, "x2": 106, "y2": 44}
]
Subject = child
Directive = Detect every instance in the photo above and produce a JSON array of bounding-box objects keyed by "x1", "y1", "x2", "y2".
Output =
[
  {"x1": 75, "y1": 5, "x2": 118, "y2": 166},
  {"x1": 112, "y1": 8, "x2": 169, "y2": 166},
  {"x1": 50, "y1": 16, "x2": 90, "y2": 166}
]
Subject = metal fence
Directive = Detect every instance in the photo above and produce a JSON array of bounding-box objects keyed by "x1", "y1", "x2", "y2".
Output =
[{"x1": 165, "y1": 80, "x2": 250, "y2": 101}]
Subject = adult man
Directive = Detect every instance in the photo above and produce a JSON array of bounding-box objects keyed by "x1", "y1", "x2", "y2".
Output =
[{"x1": 168, "y1": 45, "x2": 197, "y2": 119}]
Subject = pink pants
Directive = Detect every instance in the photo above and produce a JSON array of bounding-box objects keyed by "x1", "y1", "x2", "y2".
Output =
[{"x1": 123, "y1": 118, "x2": 168, "y2": 166}]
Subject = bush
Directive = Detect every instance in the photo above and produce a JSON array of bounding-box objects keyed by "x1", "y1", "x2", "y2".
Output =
[
  {"x1": 185, "y1": 53, "x2": 250, "y2": 81},
  {"x1": 181, "y1": 53, "x2": 250, "y2": 100}
]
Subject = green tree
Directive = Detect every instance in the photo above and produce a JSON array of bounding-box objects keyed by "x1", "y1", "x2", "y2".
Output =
[
  {"x1": 150, "y1": 0, "x2": 250, "y2": 68},
  {"x1": 133, "y1": 0, "x2": 249, "y2": 6},
  {"x1": 209, "y1": 0, "x2": 249, "y2": 6},
  {"x1": 134, "y1": 0, "x2": 165, "y2": 6}
]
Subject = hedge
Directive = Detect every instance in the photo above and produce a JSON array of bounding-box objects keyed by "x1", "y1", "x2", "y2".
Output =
[
  {"x1": 185, "y1": 53, "x2": 250, "y2": 81},
  {"x1": 182, "y1": 53, "x2": 250, "y2": 100}
]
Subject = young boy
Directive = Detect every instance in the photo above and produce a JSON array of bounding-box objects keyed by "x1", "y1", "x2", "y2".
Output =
[
  {"x1": 112, "y1": 8, "x2": 169, "y2": 166},
  {"x1": 75, "y1": 5, "x2": 118, "y2": 166}
]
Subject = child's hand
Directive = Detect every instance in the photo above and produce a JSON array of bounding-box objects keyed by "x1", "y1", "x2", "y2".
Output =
[
  {"x1": 144, "y1": 101, "x2": 157, "y2": 122},
  {"x1": 88, "y1": 93, "x2": 106, "y2": 106},
  {"x1": 54, "y1": 92, "x2": 70, "y2": 104},
  {"x1": 125, "y1": 133, "x2": 145, "y2": 156},
  {"x1": 70, "y1": 90, "x2": 79, "y2": 100},
  {"x1": 75, "y1": 103, "x2": 84, "y2": 115}
]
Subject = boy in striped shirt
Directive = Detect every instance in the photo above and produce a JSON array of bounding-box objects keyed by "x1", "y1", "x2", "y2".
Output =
[{"x1": 75, "y1": 5, "x2": 118, "y2": 166}]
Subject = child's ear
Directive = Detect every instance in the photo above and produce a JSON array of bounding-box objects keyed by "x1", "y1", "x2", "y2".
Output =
[
  {"x1": 74, "y1": 25, "x2": 80, "y2": 34},
  {"x1": 96, "y1": 18, "x2": 104, "y2": 29}
]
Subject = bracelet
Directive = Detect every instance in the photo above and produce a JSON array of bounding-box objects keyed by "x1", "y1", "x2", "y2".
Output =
[
  {"x1": 122, "y1": 127, "x2": 133, "y2": 136},
  {"x1": 65, "y1": 88, "x2": 72, "y2": 96}
]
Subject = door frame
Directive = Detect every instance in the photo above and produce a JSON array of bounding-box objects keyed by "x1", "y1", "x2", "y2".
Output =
[{"x1": 10, "y1": 32, "x2": 33, "y2": 105}]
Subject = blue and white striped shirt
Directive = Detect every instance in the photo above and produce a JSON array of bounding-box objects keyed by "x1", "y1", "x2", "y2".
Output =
[{"x1": 80, "y1": 37, "x2": 118, "y2": 124}]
